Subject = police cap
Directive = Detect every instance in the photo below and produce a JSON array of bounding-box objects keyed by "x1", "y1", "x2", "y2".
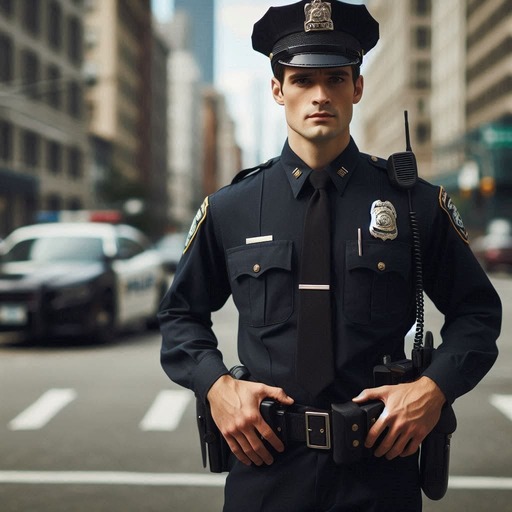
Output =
[{"x1": 252, "y1": 0, "x2": 379, "y2": 71}]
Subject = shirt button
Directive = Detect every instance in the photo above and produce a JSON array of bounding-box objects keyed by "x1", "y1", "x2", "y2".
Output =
[
  {"x1": 377, "y1": 262, "x2": 386, "y2": 271},
  {"x1": 253, "y1": 264, "x2": 261, "y2": 273}
]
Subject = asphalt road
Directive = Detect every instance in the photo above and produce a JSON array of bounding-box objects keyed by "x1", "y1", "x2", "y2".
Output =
[{"x1": 0, "y1": 274, "x2": 511, "y2": 512}]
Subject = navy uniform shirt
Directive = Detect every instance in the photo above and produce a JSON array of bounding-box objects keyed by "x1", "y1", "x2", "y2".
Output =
[{"x1": 158, "y1": 138, "x2": 501, "y2": 407}]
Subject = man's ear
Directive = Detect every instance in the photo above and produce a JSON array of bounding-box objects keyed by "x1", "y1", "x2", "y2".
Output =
[
  {"x1": 272, "y1": 77, "x2": 284, "y2": 105},
  {"x1": 353, "y1": 75, "x2": 364, "y2": 105}
]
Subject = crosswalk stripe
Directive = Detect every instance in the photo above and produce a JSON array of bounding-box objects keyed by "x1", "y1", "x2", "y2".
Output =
[
  {"x1": 139, "y1": 390, "x2": 193, "y2": 431},
  {"x1": 489, "y1": 394, "x2": 512, "y2": 422},
  {"x1": 449, "y1": 476, "x2": 512, "y2": 490},
  {"x1": 0, "y1": 471, "x2": 226, "y2": 487},
  {"x1": 9, "y1": 389, "x2": 77, "y2": 431},
  {"x1": 0, "y1": 471, "x2": 511, "y2": 490}
]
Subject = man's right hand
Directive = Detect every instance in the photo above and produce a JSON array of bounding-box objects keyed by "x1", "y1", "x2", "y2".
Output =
[{"x1": 206, "y1": 375, "x2": 294, "y2": 466}]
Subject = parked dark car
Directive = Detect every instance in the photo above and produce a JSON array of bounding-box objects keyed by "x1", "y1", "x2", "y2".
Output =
[
  {"x1": 472, "y1": 218, "x2": 512, "y2": 272},
  {"x1": 0, "y1": 222, "x2": 168, "y2": 342}
]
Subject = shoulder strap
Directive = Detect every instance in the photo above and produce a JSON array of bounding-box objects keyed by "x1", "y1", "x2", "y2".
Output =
[{"x1": 231, "y1": 157, "x2": 280, "y2": 184}]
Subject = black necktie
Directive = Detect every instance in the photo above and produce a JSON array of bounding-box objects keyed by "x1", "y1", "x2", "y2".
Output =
[{"x1": 296, "y1": 171, "x2": 335, "y2": 396}]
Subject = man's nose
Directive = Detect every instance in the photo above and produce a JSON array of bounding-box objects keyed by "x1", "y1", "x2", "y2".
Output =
[{"x1": 312, "y1": 85, "x2": 330, "y2": 106}]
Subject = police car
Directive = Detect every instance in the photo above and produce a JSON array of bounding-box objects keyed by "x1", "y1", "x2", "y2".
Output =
[{"x1": 0, "y1": 222, "x2": 168, "y2": 342}]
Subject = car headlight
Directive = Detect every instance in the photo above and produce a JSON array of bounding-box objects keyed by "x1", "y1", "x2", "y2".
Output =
[{"x1": 50, "y1": 284, "x2": 93, "y2": 309}]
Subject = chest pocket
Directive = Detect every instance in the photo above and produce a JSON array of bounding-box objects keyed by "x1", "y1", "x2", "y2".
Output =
[
  {"x1": 227, "y1": 240, "x2": 293, "y2": 327},
  {"x1": 343, "y1": 240, "x2": 412, "y2": 325}
]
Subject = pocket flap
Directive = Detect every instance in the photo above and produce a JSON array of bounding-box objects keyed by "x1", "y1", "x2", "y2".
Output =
[
  {"x1": 346, "y1": 240, "x2": 411, "y2": 278},
  {"x1": 227, "y1": 240, "x2": 293, "y2": 281}
]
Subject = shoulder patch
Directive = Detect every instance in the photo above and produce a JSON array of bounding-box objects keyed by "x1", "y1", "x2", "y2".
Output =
[
  {"x1": 438, "y1": 187, "x2": 469, "y2": 244},
  {"x1": 231, "y1": 157, "x2": 280, "y2": 184},
  {"x1": 183, "y1": 196, "x2": 209, "y2": 254}
]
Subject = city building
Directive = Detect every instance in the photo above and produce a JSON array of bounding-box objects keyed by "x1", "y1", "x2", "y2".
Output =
[
  {"x1": 159, "y1": 11, "x2": 204, "y2": 231},
  {"x1": 149, "y1": 24, "x2": 170, "y2": 239},
  {"x1": 202, "y1": 87, "x2": 242, "y2": 195},
  {"x1": 431, "y1": 0, "x2": 512, "y2": 227},
  {"x1": 174, "y1": 0, "x2": 215, "y2": 85},
  {"x1": 461, "y1": 0, "x2": 512, "y2": 224},
  {"x1": 0, "y1": 0, "x2": 90, "y2": 236},
  {"x1": 84, "y1": 0, "x2": 153, "y2": 222},
  {"x1": 157, "y1": 7, "x2": 241, "y2": 231},
  {"x1": 360, "y1": 0, "x2": 512, "y2": 230},
  {"x1": 359, "y1": 0, "x2": 433, "y2": 177}
]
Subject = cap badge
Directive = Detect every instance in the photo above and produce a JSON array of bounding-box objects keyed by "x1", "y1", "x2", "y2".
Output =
[
  {"x1": 369, "y1": 200, "x2": 398, "y2": 241},
  {"x1": 304, "y1": 0, "x2": 334, "y2": 32}
]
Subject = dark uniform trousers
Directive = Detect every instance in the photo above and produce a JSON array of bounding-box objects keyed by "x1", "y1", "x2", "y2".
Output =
[{"x1": 224, "y1": 445, "x2": 421, "y2": 512}]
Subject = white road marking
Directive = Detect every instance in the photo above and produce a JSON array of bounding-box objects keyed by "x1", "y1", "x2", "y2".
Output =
[
  {"x1": 0, "y1": 471, "x2": 226, "y2": 487},
  {"x1": 449, "y1": 476, "x2": 512, "y2": 490},
  {"x1": 139, "y1": 390, "x2": 192, "y2": 431},
  {"x1": 0, "y1": 472, "x2": 511, "y2": 490},
  {"x1": 490, "y1": 394, "x2": 512, "y2": 422},
  {"x1": 8, "y1": 389, "x2": 77, "y2": 431}
]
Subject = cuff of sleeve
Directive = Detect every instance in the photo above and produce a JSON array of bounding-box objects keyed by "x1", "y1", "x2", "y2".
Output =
[
  {"x1": 421, "y1": 354, "x2": 466, "y2": 405},
  {"x1": 194, "y1": 353, "x2": 230, "y2": 402}
]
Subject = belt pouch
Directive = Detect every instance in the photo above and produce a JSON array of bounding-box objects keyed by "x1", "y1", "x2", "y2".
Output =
[{"x1": 331, "y1": 402, "x2": 367, "y2": 464}]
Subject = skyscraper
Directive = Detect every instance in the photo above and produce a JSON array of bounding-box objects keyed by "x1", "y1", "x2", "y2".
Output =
[{"x1": 174, "y1": 0, "x2": 215, "y2": 84}]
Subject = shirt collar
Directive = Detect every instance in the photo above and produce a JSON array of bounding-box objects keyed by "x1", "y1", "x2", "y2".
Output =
[{"x1": 280, "y1": 137, "x2": 361, "y2": 198}]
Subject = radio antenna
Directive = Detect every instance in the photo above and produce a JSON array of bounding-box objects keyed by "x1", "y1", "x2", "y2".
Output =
[{"x1": 404, "y1": 110, "x2": 412, "y2": 152}]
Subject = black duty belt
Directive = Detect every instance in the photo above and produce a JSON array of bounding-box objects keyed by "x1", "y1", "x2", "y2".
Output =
[{"x1": 260, "y1": 400, "x2": 332, "y2": 450}]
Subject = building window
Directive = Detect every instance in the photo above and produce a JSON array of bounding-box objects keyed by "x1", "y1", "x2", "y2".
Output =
[
  {"x1": 0, "y1": 0, "x2": 13, "y2": 16},
  {"x1": 67, "y1": 81, "x2": 82, "y2": 118},
  {"x1": 67, "y1": 16, "x2": 83, "y2": 65},
  {"x1": 412, "y1": 0, "x2": 431, "y2": 16},
  {"x1": 412, "y1": 60, "x2": 430, "y2": 89},
  {"x1": 416, "y1": 122, "x2": 431, "y2": 145},
  {"x1": 22, "y1": 130, "x2": 40, "y2": 168},
  {"x1": 46, "y1": 194, "x2": 62, "y2": 211},
  {"x1": 48, "y1": 1, "x2": 63, "y2": 50},
  {"x1": 23, "y1": 0, "x2": 41, "y2": 36},
  {"x1": 415, "y1": 27, "x2": 430, "y2": 49},
  {"x1": 47, "y1": 141, "x2": 62, "y2": 174},
  {"x1": 21, "y1": 49, "x2": 40, "y2": 98},
  {"x1": 46, "y1": 65, "x2": 62, "y2": 109},
  {"x1": 0, "y1": 34, "x2": 13, "y2": 83},
  {"x1": 0, "y1": 121, "x2": 13, "y2": 162},
  {"x1": 68, "y1": 147, "x2": 83, "y2": 179},
  {"x1": 68, "y1": 197, "x2": 82, "y2": 210}
]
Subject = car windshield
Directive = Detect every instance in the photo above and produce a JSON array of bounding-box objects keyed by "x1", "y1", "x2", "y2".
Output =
[{"x1": 4, "y1": 236, "x2": 105, "y2": 263}]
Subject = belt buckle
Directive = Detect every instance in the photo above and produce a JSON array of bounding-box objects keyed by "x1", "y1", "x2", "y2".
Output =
[{"x1": 305, "y1": 411, "x2": 331, "y2": 450}]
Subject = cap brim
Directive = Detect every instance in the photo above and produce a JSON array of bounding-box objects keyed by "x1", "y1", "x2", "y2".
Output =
[{"x1": 279, "y1": 53, "x2": 359, "y2": 68}]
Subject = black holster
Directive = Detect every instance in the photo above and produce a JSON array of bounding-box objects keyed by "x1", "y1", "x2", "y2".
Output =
[
  {"x1": 196, "y1": 365, "x2": 249, "y2": 473},
  {"x1": 196, "y1": 396, "x2": 231, "y2": 473},
  {"x1": 420, "y1": 404, "x2": 457, "y2": 500}
]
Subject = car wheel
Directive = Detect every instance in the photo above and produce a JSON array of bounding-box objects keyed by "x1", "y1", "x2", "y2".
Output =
[{"x1": 88, "y1": 291, "x2": 116, "y2": 343}]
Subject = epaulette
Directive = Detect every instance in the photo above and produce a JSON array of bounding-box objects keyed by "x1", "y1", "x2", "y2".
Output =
[
  {"x1": 362, "y1": 152, "x2": 387, "y2": 170},
  {"x1": 231, "y1": 157, "x2": 280, "y2": 184}
]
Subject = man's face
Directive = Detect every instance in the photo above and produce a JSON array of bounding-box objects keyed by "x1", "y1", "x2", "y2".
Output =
[{"x1": 272, "y1": 66, "x2": 363, "y2": 146}]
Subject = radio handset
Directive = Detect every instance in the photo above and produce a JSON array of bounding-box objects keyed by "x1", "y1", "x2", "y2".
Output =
[
  {"x1": 387, "y1": 111, "x2": 418, "y2": 190},
  {"x1": 383, "y1": 112, "x2": 456, "y2": 501}
]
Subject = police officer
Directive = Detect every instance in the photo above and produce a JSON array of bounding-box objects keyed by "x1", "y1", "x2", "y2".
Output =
[{"x1": 158, "y1": 1, "x2": 501, "y2": 510}]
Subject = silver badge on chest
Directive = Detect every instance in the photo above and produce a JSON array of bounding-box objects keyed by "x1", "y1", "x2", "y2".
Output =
[{"x1": 369, "y1": 200, "x2": 398, "y2": 241}]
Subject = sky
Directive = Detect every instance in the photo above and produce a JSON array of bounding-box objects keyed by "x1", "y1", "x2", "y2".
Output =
[{"x1": 152, "y1": 0, "x2": 365, "y2": 167}]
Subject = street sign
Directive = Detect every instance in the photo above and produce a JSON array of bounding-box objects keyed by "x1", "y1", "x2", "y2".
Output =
[{"x1": 482, "y1": 126, "x2": 512, "y2": 148}]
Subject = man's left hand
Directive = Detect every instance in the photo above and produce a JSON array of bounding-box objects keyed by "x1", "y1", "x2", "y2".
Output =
[{"x1": 352, "y1": 376, "x2": 446, "y2": 460}]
